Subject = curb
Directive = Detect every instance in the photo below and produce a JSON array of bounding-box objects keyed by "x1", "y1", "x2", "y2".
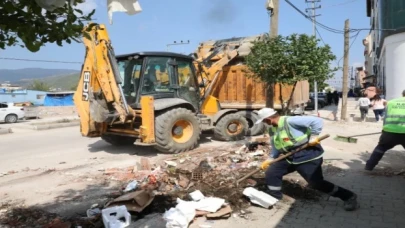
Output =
[
  {"x1": 0, "y1": 128, "x2": 12, "y2": 135},
  {"x1": 33, "y1": 122, "x2": 80, "y2": 130},
  {"x1": 11, "y1": 121, "x2": 79, "y2": 131}
]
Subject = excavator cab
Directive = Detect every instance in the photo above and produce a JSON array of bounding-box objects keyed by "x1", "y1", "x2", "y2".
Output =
[{"x1": 116, "y1": 52, "x2": 201, "y2": 111}]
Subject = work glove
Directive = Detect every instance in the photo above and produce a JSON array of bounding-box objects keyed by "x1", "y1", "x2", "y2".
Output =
[
  {"x1": 260, "y1": 159, "x2": 273, "y2": 171},
  {"x1": 308, "y1": 134, "x2": 320, "y2": 146}
]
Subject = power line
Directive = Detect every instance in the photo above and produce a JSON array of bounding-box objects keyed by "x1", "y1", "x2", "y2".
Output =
[
  {"x1": 323, "y1": 0, "x2": 358, "y2": 9},
  {"x1": 0, "y1": 57, "x2": 81, "y2": 64},
  {"x1": 337, "y1": 30, "x2": 361, "y2": 69}
]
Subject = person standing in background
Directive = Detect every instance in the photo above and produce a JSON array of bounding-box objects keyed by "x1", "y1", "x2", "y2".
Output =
[
  {"x1": 333, "y1": 91, "x2": 339, "y2": 105},
  {"x1": 370, "y1": 94, "x2": 387, "y2": 122},
  {"x1": 327, "y1": 91, "x2": 333, "y2": 106},
  {"x1": 356, "y1": 93, "x2": 371, "y2": 122}
]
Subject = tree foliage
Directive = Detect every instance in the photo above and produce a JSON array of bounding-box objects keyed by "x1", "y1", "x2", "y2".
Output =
[
  {"x1": 0, "y1": 0, "x2": 95, "y2": 52},
  {"x1": 245, "y1": 34, "x2": 337, "y2": 112},
  {"x1": 28, "y1": 80, "x2": 50, "y2": 91}
]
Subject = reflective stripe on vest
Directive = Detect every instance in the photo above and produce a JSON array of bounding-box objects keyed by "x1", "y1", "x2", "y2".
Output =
[
  {"x1": 383, "y1": 98, "x2": 405, "y2": 134},
  {"x1": 270, "y1": 116, "x2": 310, "y2": 153}
]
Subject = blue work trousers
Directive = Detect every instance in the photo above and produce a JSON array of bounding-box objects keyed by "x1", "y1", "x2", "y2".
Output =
[{"x1": 265, "y1": 157, "x2": 353, "y2": 201}]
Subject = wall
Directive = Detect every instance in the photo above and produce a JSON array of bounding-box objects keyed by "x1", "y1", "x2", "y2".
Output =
[
  {"x1": 378, "y1": 0, "x2": 405, "y2": 50},
  {"x1": 24, "y1": 106, "x2": 78, "y2": 118},
  {"x1": 381, "y1": 33, "x2": 405, "y2": 100},
  {"x1": 0, "y1": 90, "x2": 47, "y2": 105}
]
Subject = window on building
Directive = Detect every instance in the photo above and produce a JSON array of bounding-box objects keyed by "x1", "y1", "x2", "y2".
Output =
[{"x1": 36, "y1": 94, "x2": 44, "y2": 99}]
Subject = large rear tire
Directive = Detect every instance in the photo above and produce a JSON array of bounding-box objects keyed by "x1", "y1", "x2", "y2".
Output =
[
  {"x1": 236, "y1": 111, "x2": 265, "y2": 136},
  {"x1": 101, "y1": 134, "x2": 135, "y2": 146},
  {"x1": 214, "y1": 113, "x2": 248, "y2": 141},
  {"x1": 154, "y1": 108, "x2": 201, "y2": 154}
]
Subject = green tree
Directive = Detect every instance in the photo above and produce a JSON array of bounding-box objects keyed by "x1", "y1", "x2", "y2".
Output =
[
  {"x1": 28, "y1": 80, "x2": 50, "y2": 91},
  {"x1": 0, "y1": 0, "x2": 95, "y2": 52},
  {"x1": 245, "y1": 33, "x2": 337, "y2": 113}
]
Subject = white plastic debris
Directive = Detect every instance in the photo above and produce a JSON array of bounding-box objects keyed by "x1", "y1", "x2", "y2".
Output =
[
  {"x1": 194, "y1": 197, "x2": 225, "y2": 213},
  {"x1": 123, "y1": 180, "x2": 138, "y2": 192},
  {"x1": 102, "y1": 206, "x2": 131, "y2": 228},
  {"x1": 248, "y1": 150, "x2": 265, "y2": 157},
  {"x1": 235, "y1": 145, "x2": 247, "y2": 154},
  {"x1": 247, "y1": 161, "x2": 260, "y2": 168},
  {"x1": 243, "y1": 187, "x2": 279, "y2": 208},
  {"x1": 165, "y1": 161, "x2": 178, "y2": 167},
  {"x1": 87, "y1": 208, "x2": 101, "y2": 218},
  {"x1": 189, "y1": 190, "x2": 205, "y2": 201},
  {"x1": 163, "y1": 200, "x2": 196, "y2": 228},
  {"x1": 107, "y1": 0, "x2": 142, "y2": 24}
]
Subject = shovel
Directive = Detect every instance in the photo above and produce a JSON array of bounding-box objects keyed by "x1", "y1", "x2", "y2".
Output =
[
  {"x1": 236, "y1": 134, "x2": 330, "y2": 186},
  {"x1": 333, "y1": 132, "x2": 381, "y2": 144}
]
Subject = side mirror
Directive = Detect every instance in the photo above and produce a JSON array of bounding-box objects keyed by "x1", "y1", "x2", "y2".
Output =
[{"x1": 199, "y1": 82, "x2": 205, "y2": 88}]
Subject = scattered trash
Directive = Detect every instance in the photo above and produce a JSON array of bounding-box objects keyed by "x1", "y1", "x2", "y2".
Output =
[
  {"x1": 247, "y1": 161, "x2": 260, "y2": 168},
  {"x1": 140, "y1": 157, "x2": 152, "y2": 170},
  {"x1": 194, "y1": 197, "x2": 225, "y2": 213},
  {"x1": 248, "y1": 150, "x2": 265, "y2": 157},
  {"x1": 235, "y1": 145, "x2": 247, "y2": 154},
  {"x1": 165, "y1": 161, "x2": 178, "y2": 167},
  {"x1": 105, "y1": 190, "x2": 155, "y2": 212},
  {"x1": 243, "y1": 187, "x2": 279, "y2": 208},
  {"x1": 163, "y1": 200, "x2": 196, "y2": 228},
  {"x1": 102, "y1": 205, "x2": 131, "y2": 228},
  {"x1": 179, "y1": 159, "x2": 186, "y2": 164},
  {"x1": 86, "y1": 208, "x2": 101, "y2": 218},
  {"x1": 206, "y1": 205, "x2": 233, "y2": 219},
  {"x1": 189, "y1": 190, "x2": 205, "y2": 201},
  {"x1": 123, "y1": 180, "x2": 138, "y2": 192}
]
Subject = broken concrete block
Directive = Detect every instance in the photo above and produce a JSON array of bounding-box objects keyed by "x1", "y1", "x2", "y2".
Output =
[{"x1": 243, "y1": 187, "x2": 278, "y2": 208}]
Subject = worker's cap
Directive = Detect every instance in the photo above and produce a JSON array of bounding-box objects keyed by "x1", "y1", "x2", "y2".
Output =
[{"x1": 255, "y1": 108, "x2": 277, "y2": 124}]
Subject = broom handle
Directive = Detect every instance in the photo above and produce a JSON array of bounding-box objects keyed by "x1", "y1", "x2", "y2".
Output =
[{"x1": 236, "y1": 134, "x2": 330, "y2": 184}]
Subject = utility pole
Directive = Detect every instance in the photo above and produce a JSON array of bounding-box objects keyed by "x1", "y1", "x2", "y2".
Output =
[
  {"x1": 341, "y1": 19, "x2": 350, "y2": 121},
  {"x1": 265, "y1": 0, "x2": 279, "y2": 108},
  {"x1": 306, "y1": 0, "x2": 321, "y2": 114}
]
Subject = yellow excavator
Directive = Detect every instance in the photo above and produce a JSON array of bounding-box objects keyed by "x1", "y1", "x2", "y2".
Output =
[{"x1": 74, "y1": 23, "x2": 254, "y2": 153}]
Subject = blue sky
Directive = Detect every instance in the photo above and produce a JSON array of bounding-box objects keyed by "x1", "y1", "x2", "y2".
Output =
[{"x1": 0, "y1": 0, "x2": 369, "y2": 71}]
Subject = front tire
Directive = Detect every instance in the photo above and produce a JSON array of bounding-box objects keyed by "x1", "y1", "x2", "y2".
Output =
[
  {"x1": 154, "y1": 108, "x2": 201, "y2": 154},
  {"x1": 236, "y1": 111, "x2": 265, "y2": 136},
  {"x1": 214, "y1": 113, "x2": 248, "y2": 141}
]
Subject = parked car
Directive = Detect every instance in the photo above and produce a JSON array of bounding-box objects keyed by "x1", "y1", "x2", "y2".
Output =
[
  {"x1": 305, "y1": 97, "x2": 326, "y2": 110},
  {"x1": 0, "y1": 102, "x2": 25, "y2": 123}
]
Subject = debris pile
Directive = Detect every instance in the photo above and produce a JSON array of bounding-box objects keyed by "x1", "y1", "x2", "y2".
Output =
[{"x1": 94, "y1": 139, "x2": 275, "y2": 227}]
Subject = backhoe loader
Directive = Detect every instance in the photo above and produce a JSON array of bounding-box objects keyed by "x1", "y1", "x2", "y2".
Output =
[{"x1": 73, "y1": 23, "x2": 250, "y2": 153}]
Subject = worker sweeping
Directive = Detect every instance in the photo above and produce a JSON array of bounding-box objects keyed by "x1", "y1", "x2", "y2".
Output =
[
  {"x1": 365, "y1": 90, "x2": 405, "y2": 171},
  {"x1": 255, "y1": 108, "x2": 359, "y2": 211}
]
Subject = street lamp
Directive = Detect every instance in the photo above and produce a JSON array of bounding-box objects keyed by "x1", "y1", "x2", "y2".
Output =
[{"x1": 166, "y1": 40, "x2": 190, "y2": 52}]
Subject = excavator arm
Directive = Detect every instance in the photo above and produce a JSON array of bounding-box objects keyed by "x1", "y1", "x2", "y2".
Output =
[{"x1": 73, "y1": 23, "x2": 136, "y2": 137}]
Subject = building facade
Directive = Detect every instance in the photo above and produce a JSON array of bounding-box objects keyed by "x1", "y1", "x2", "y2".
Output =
[{"x1": 366, "y1": 0, "x2": 405, "y2": 100}]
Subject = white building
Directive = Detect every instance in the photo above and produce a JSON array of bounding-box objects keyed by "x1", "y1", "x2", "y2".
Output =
[{"x1": 366, "y1": 0, "x2": 405, "y2": 100}]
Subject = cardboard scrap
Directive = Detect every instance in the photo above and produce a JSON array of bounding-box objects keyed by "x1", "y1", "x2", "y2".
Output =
[
  {"x1": 105, "y1": 189, "x2": 154, "y2": 212},
  {"x1": 206, "y1": 205, "x2": 233, "y2": 219}
]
